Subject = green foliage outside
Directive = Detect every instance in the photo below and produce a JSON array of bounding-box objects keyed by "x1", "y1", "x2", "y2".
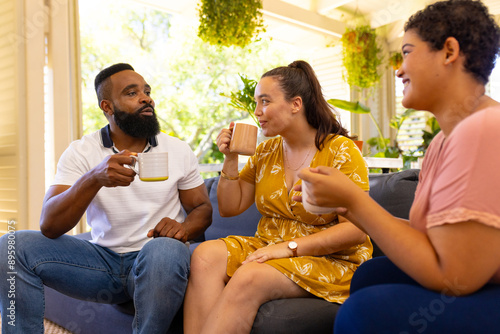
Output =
[{"x1": 79, "y1": 0, "x2": 297, "y2": 164}]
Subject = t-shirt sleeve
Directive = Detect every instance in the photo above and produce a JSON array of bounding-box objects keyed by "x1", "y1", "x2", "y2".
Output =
[
  {"x1": 176, "y1": 141, "x2": 204, "y2": 190},
  {"x1": 52, "y1": 141, "x2": 93, "y2": 186},
  {"x1": 427, "y1": 109, "x2": 500, "y2": 230}
]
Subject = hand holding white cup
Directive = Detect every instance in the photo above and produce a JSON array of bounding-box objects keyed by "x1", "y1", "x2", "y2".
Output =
[
  {"x1": 301, "y1": 180, "x2": 336, "y2": 215},
  {"x1": 130, "y1": 152, "x2": 169, "y2": 182}
]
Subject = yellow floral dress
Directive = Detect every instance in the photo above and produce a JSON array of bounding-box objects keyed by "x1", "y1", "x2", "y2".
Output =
[{"x1": 221, "y1": 134, "x2": 372, "y2": 303}]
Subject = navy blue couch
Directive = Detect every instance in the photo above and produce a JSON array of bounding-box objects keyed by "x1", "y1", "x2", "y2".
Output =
[{"x1": 44, "y1": 169, "x2": 420, "y2": 333}]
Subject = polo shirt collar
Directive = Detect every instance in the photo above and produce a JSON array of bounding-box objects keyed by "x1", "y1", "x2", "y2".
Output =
[{"x1": 100, "y1": 125, "x2": 158, "y2": 153}]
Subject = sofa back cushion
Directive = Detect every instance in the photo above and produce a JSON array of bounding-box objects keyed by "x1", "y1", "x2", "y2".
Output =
[
  {"x1": 368, "y1": 169, "x2": 419, "y2": 257},
  {"x1": 203, "y1": 176, "x2": 261, "y2": 241},
  {"x1": 368, "y1": 169, "x2": 419, "y2": 220}
]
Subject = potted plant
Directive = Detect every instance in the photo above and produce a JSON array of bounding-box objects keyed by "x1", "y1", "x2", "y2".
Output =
[
  {"x1": 340, "y1": 25, "x2": 382, "y2": 89},
  {"x1": 388, "y1": 52, "x2": 403, "y2": 70},
  {"x1": 221, "y1": 74, "x2": 259, "y2": 127},
  {"x1": 197, "y1": 0, "x2": 265, "y2": 48}
]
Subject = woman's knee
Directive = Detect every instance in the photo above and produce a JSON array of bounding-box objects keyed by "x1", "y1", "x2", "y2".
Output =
[
  {"x1": 190, "y1": 240, "x2": 227, "y2": 272},
  {"x1": 227, "y1": 263, "x2": 272, "y2": 296}
]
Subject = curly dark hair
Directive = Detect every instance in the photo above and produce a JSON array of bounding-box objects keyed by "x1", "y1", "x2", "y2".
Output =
[
  {"x1": 405, "y1": 0, "x2": 500, "y2": 85},
  {"x1": 261, "y1": 60, "x2": 350, "y2": 150}
]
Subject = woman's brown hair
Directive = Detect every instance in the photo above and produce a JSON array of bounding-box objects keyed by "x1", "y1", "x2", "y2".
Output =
[{"x1": 262, "y1": 60, "x2": 350, "y2": 150}]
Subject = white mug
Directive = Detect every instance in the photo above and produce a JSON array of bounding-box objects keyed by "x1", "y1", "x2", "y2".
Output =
[
  {"x1": 301, "y1": 181, "x2": 336, "y2": 215},
  {"x1": 130, "y1": 152, "x2": 169, "y2": 182}
]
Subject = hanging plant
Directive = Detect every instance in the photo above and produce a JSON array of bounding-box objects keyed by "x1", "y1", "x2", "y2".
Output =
[
  {"x1": 340, "y1": 25, "x2": 382, "y2": 89},
  {"x1": 197, "y1": 0, "x2": 265, "y2": 48},
  {"x1": 388, "y1": 52, "x2": 403, "y2": 70}
]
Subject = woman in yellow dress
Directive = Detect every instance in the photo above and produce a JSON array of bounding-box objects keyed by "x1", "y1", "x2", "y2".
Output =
[{"x1": 183, "y1": 60, "x2": 372, "y2": 334}]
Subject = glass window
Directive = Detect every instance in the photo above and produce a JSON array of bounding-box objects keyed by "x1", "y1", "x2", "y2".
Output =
[
  {"x1": 78, "y1": 0, "x2": 350, "y2": 164},
  {"x1": 394, "y1": 71, "x2": 432, "y2": 157}
]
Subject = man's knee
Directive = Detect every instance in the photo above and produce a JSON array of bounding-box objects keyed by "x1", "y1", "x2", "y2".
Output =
[
  {"x1": 0, "y1": 230, "x2": 42, "y2": 256},
  {"x1": 0, "y1": 230, "x2": 41, "y2": 246},
  {"x1": 138, "y1": 237, "x2": 190, "y2": 270}
]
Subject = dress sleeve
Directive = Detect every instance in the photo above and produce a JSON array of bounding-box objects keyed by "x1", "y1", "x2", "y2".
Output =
[
  {"x1": 239, "y1": 138, "x2": 275, "y2": 185},
  {"x1": 239, "y1": 150, "x2": 258, "y2": 185},
  {"x1": 331, "y1": 137, "x2": 370, "y2": 191},
  {"x1": 427, "y1": 109, "x2": 500, "y2": 230}
]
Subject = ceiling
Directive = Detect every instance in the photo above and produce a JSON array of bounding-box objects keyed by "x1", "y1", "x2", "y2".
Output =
[{"x1": 137, "y1": 0, "x2": 500, "y2": 50}]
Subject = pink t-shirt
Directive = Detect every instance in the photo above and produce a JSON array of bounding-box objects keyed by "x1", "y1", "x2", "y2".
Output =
[{"x1": 409, "y1": 106, "x2": 500, "y2": 282}]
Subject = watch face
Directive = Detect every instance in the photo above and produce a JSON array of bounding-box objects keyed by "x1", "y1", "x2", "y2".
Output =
[{"x1": 289, "y1": 241, "x2": 298, "y2": 249}]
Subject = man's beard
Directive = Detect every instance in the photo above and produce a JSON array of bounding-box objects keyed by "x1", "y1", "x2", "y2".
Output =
[{"x1": 113, "y1": 103, "x2": 160, "y2": 139}]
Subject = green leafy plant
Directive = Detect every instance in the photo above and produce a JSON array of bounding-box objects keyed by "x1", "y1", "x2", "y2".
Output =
[
  {"x1": 419, "y1": 116, "x2": 441, "y2": 153},
  {"x1": 197, "y1": 0, "x2": 265, "y2": 48},
  {"x1": 388, "y1": 52, "x2": 403, "y2": 70},
  {"x1": 328, "y1": 98, "x2": 387, "y2": 152},
  {"x1": 340, "y1": 25, "x2": 382, "y2": 89},
  {"x1": 328, "y1": 99, "x2": 414, "y2": 159},
  {"x1": 389, "y1": 108, "x2": 415, "y2": 131},
  {"x1": 221, "y1": 74, "x2": 259, "y2": 127}
]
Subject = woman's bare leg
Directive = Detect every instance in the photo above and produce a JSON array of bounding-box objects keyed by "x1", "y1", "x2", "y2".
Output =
[
  {"x1": 201, "y1": 261, "x2": 312, "y2": 334},
  {"x1": 184, "y1": 240, "x2": 230, "y2": 334}
]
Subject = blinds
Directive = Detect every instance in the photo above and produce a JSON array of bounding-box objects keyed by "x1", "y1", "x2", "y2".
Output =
[
  {"x1": 311, "y1": 46, "x2": 351, "y2": 130},
  {"x1": 0, "y1": 0, "x2": 22, "y2": 234},
  {"x1": 394, "y1": 72, "x2": 431, "y2": 156}
]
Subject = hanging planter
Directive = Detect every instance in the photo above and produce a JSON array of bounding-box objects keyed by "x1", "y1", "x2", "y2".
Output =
[
  {"x1": 340, "y1": 25, "x2": 382, "y2": 89},
  {"x1": 389, "y1": 52, "x2": 403, "y2": 70},
  {"x1": 197, "y1": 0, "x2": 265, "y2": 48}
]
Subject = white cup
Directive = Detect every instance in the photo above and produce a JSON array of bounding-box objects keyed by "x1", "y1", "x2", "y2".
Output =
[
  {"x1": 130, "y1": 152, "x2": 169, "y2": 182},
  {"x1": 301, "y1": 181, "x2": 336, "y2": 215}
]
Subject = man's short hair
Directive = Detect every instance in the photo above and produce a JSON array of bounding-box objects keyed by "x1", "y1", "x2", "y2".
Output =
[{"x1": 94, "y1": 63, "x2": 135, "y2": 104}]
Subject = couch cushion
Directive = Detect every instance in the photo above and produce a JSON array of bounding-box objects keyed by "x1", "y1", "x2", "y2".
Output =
[
  {"x1": 204, "y1": 176, "x2": 261, "y2": 240},
  {"x1": 252, "y1": 298, "x2": 340, "y2": 334},
  {"x1": 368, "y1": 169, "x2": 419, "y2": 257},
  {"x1": 369, "y1": 169, "x2": 419, "y2": 220}
]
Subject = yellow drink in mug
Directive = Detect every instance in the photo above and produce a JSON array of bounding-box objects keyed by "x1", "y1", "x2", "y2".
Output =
[{"x1": 130, "y1": 152, "x2": 169, "y2": 182}]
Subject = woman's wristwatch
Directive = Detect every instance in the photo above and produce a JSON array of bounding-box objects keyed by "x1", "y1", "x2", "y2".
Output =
[{"x1": 288, "y1": 240, "x2": 298, "y2": 257}]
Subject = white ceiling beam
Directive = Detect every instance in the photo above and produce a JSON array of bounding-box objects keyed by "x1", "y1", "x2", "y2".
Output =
[
  {"x1": 315, "y1": 0, "x2": 353, "y2": 14},
  {"x1": 368, "y1": 0, "x2": 429, "y2": 28},
  {"x1": 263, "y1": 0, "x2": 346, "y2": 38},
  {"x1": 386, "y1": 20, "x2": 406, "y2": 51}
]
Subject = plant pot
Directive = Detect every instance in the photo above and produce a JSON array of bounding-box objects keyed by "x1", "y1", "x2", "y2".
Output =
[{"x1": 354, "y1": 140, "x2": 363, "y2": 152}]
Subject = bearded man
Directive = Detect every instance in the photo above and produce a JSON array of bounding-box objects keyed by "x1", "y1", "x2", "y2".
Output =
[{"x1": 0, "y1": 63, "x2": 212, "y2": 333}]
